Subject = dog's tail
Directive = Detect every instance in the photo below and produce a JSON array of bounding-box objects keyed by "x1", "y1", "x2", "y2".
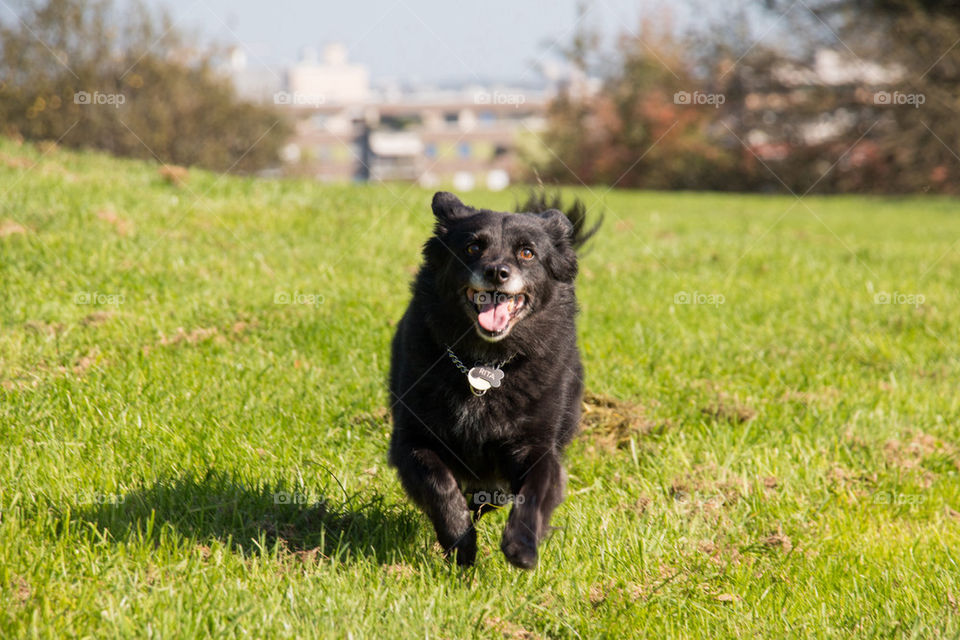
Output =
[{"x1": 519, "y1": 192, "x2": 602, "y2": 251}]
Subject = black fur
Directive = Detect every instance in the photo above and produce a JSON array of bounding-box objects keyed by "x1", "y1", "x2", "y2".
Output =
[{"x1": 388, "y1": 191, "x2": 598, "y2": 569}]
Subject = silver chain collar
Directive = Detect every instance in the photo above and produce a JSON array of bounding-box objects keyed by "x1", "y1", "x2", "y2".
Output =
[{"x1": 445, "y1": 345, "x2": 517, "y2": 396}]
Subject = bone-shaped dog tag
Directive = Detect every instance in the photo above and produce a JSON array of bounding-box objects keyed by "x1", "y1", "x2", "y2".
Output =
[
  {"x1": 467, "y1": 371, "x2": 491, "y2": 392},
  {"x1": 469, "y1": 366, "x2": 504, "y2": 389}
]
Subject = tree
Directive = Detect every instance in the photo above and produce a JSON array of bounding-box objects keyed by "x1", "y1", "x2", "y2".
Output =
[
  {"x1": 527, "y1": 19, "x2": 750, "y2": 191},
  {"x1": 736, "y1": 0, "x2": 960, "y2": 193},
  {"x1": 0, "y1": 0, "x2": 290, "y2": 173},
  {"x1": 528, "y1": 0, "x2": 960, "y2": 193}
]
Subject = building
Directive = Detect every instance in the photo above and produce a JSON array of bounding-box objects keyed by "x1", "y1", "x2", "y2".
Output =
[
  {"x1": 230, "y1": 44, "x2": 551, "y2": 188},
  {"x1": 287, "y1": 44, "x2": 370, "y2": 106},
  {"x1": 280, "y1": 93, "x2": 547, "y2": 187}
]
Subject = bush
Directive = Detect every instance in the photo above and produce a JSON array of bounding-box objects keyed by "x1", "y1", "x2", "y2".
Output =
[
  {"x1": 527, "y1": 2, "x2": 960, "y2": 194},
  {"x1": 0, "y1": 0, "x2": 289, "y2": 172},
  {"x1": 524, "y1": 26, "x2": 753, "y2": 191}
]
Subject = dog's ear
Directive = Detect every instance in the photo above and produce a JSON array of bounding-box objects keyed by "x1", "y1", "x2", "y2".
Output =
[
  {"x1": 535, "y1": 209, "x2": 578, "y2": 283},
  {"x1": 535, "y1": 208, "x2": 574, "y2": 240},
  {"x1": 431, "y1": 192, "x2": 472, "y2": 224}
]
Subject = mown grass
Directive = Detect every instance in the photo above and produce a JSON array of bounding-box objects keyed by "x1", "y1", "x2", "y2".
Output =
[{"x1": 1, "y1": 137, "x2": 958, "y2": 638}]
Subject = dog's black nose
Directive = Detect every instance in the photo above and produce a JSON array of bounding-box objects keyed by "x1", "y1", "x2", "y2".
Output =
[{"x1": 485, "y1": 263, "x2": 512, "y2": 284}]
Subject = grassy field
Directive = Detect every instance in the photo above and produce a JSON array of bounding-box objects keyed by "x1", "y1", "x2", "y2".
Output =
[{"x1": 1, "y1": 136, "x2": 959, "y2": 639}]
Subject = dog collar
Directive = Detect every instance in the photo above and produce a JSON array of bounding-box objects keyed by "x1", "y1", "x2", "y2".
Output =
[{"x1": 445, "y1": 346, "x2": 515, "y2": 396}]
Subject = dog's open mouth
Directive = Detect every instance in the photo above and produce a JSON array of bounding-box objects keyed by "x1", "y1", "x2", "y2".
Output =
[{"x1": 465, "y1": 288, "x2": 528, "y2": 340}]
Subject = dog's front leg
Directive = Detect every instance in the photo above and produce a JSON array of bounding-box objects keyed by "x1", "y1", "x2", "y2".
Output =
[
  {"x1": 501, "y1": 450, "x2": 564, "y2": 569},
  {"x1": 393, "y1": 446, "x2": 476, "y2": 565}
]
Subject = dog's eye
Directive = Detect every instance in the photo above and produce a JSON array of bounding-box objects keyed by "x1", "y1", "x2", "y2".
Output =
[
  {"x1": 466, "y1": 243, "x2": 481, "y2": 256},
  {"x1": 518, "y1": 248, "x2": 535, "y2": 261}
]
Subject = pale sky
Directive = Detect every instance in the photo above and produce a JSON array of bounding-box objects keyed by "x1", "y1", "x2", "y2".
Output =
[{"x1": 140, "y1": 0, "x2": 716, "y2": 85}]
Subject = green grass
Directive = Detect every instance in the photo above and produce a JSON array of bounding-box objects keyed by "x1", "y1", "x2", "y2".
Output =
[{"x1": 1, "y1": 137, "x2": 959, "y2": 639}]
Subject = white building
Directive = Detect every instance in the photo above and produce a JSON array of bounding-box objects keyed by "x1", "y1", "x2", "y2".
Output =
[{"x1": 287, "y1": 44, "x2": 370, "y2": 105}]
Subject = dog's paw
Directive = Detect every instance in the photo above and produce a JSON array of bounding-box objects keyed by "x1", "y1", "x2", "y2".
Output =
[
  {"x1": 501, "y1": 532, "x2": 538, "y2": 570},
  {"x1": 451, "y1": 544, "x2": 477, "y2": 567},
  {"x1": 443, "y1": 528, "x2": 477, "y2": 567}
]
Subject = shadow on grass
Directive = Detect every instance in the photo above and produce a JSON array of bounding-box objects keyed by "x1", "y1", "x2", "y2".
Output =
[{"x1": 69, "y1": 470, "x2": 424, "y2": 564}]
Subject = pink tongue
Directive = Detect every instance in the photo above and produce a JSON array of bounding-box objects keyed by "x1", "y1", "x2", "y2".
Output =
[{"x1": 477, "y1": 300, "x2": 511, "y2": 332}]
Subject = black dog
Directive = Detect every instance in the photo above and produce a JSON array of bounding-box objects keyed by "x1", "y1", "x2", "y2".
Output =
[{"x1": 388, "y1": 191, "x2": 598, "y2": 569}]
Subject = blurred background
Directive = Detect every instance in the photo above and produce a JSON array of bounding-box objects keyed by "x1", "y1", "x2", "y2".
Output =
[{"x1": 2, "y1": 0, "x2": 958, "y2": 194}]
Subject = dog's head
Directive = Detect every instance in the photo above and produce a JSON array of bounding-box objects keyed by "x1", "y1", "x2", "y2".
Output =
[{"x1": 423, "y1": 192, "x2": 578, "y2": 344}]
